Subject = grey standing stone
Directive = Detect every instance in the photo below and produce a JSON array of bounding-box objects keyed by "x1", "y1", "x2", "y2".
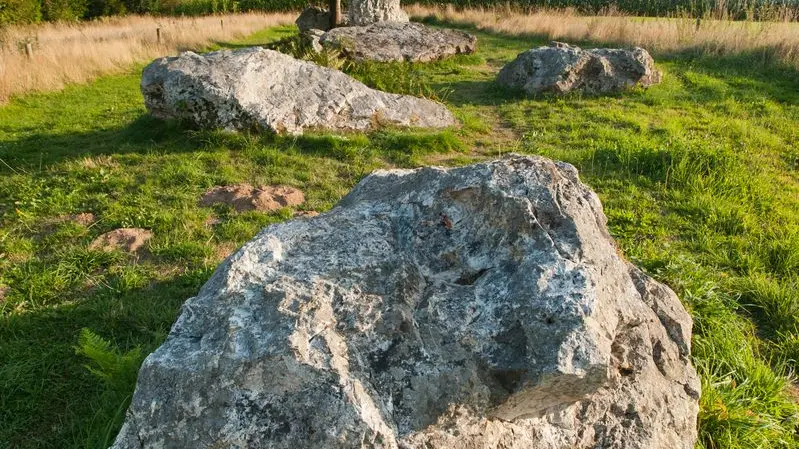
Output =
[
  {"x1": 497, "y1": 42, "x2": 662, "y2": 95},
  {"x1": 111, "y1": 155, "x2": 699, "y2": 449},
  {"x1": 295, "y1": 6, "x2": 349, "y2": 32},
  {"x1": 295, "y1": 6, "x2": 332, "y2": 32},
  {"x1": 140, "y1": 47, "x2": 455, "y2": 135},
  {"x1": 348, "y1": 0, "x2": 407, "y2": 25}
]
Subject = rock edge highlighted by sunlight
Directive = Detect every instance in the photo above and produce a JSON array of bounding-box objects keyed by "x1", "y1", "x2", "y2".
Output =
[
  {"x1": 140, "y1": 47, "x2": 456, "y2": 135},
  {"x1": 110, "y1": 155, "x2": 699, "y2": 449}
]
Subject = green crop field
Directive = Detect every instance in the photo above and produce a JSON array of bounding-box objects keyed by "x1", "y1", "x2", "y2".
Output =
[{"x1": 1, "y1": 20, "x2": 799, "y2": 449}]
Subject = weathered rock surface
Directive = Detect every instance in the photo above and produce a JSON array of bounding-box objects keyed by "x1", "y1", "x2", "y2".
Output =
[
  {"x1": 90, "y1": 228, "x2": 152, "y2": 253},
  {"x1": 497, "y1": 42, "x2": 662, "y2": 95},
  {"x1": 200, "y1": 184, "x2": 305, "y2": 213},
  {"x1": 348, "y1": 0, "x2": 407, "y2": 25},
  {"x1": 301, "y1": 28, "x2": 325, "y2": 53},
  {"x1": 141, "y1": 47, "x2": 456, "y2": 134},
  {"x1": 320, "y1": 22, "x2": 477, "y2": 63},
  {"x1": 111, "y1": 155, "x2": 699, "y2": 449}
]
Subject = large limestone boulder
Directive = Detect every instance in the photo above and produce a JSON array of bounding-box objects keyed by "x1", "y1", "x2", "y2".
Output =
[
  {"x1": 320, "y1": 22, "x2": 477, "y2": 63},
  {"x1": 348, "y1": 0, "x2": 407, "y2": 25},
  {"x1": 111, "y1": 155, "x2": 699, "y2": 449},
  {"x1": 497, "y1": 42, "x2": 662, "y2": 95},
  {"x1": 140, "y1": 47, "x2": 455, "y2": 135}
]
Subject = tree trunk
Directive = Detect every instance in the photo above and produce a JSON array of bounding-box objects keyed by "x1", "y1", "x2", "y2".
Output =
[{"x1": 328, "y1": 0, "x2": 341, "y2": 29}]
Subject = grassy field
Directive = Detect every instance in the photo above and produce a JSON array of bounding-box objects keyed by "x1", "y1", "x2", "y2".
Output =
[{"x1": 1, "y1": 16, "x2": 799, "y2": 449}]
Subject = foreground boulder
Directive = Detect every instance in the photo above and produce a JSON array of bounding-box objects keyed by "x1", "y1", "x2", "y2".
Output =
[
  {"x1": 321, "y1": 22, "x2": 477, "y2": 63},
  {"x1": 348, "y1": 0, "x2": 407, "y2": 25},
  {"x1": 497, "y1": 42, "x2": 661, "y2": 95},
  {"x1": 111, "y1": 155, "x2": 699, "y2": 449},
  {"x1": 141, "y1": 47, "x2": 455, "y2": 134}
]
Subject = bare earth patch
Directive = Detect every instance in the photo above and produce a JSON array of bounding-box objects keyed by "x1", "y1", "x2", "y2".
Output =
[
  {"x1": 41, "y1": 212, "x2": 98, "y2": 234},
  {"x1": 214, "y1": 242, "x2": 239, "y2": 261},
  {"x1": 204, "y1": 216, "x2": 222, "y2": 227},
  {"x1": 89, "y1": 228, "x2": 153, "y2": 253},
  {"x1": 199, "y1": 184, "x2": 305, "y2": 212},
  {"x1": 67, "y1": 212, "x2": 97, "y2": 226}
]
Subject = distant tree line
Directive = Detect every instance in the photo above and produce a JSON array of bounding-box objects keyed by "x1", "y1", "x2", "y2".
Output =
[{"x1": 1, "y1": 0, "x2": 797, "y2": 26}]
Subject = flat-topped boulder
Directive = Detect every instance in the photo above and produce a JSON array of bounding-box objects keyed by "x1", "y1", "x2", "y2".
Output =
[
  {"x1": 111, "y1": 155, "x2": 699, "y2": 449},
  {"x1": 498, "y1": 42, "x2": 662, "y2": 95},
  {"x1": 141, "y1": 47, "x2": 456, "y2": 135},
  {"x1": 321, "y1": 22, "x2": 477, "y2": 62}
]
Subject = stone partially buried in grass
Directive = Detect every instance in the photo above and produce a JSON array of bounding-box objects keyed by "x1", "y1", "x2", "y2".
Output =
[
  {"x1": 111, "y1": 155, "x2": 699, "y2": 449},
  {"x1": 140, "y1": 47, "x2": 456, "y2": 135},
  {"x1": 320, "y1": 22, "x2": 477, "y2": 63},
  {"x1": 199, "y1": 184, "x2": 305, "y2": 213},
  {"x1": 497, "y1": 42, "x2": 661, "y2": 95},
  {"x1": 89, "y1": 228, "x2": 153, "y2": 254}
]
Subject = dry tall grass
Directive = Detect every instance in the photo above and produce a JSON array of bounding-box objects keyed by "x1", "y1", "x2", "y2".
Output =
[
  {"x1": 407, "y1": 4, "x2": 799, "y2": 68},
  {"x1": 0, "y1": 12, "x2": 295, "y2": 103}
]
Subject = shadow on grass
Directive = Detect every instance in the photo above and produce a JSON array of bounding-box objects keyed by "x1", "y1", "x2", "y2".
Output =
[
  {"x1": 0, "y1": 269, "x2": 211, "y2": 449},
  {"x1": 0, "y1": 114, "x2": 200, "y2": 171},
  {"x1": 0, "y1": 112, "x2": 470, "y2": 178},
  {"x1": 433, "y1": 79, "x2": 520, "y2": 106}
]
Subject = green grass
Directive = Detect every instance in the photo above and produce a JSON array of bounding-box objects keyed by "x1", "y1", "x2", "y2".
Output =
[{"x1": 2, "y1": 22, "x2": 799, "y2": 449}]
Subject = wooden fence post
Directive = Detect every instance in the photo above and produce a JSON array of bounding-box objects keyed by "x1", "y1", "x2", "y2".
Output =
[
  {"x1": 156, "y1": 27, "x2": 161, "y2": 44},
  {"x1": 24, "y1": 43, "x2": 33, "y2": 59},
  {"x1": 220, "y1": 19, "x2": 224, "y2": 30},
  {"x1": 329, "y1": 0, "x2": 340, "y2": 29}
]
